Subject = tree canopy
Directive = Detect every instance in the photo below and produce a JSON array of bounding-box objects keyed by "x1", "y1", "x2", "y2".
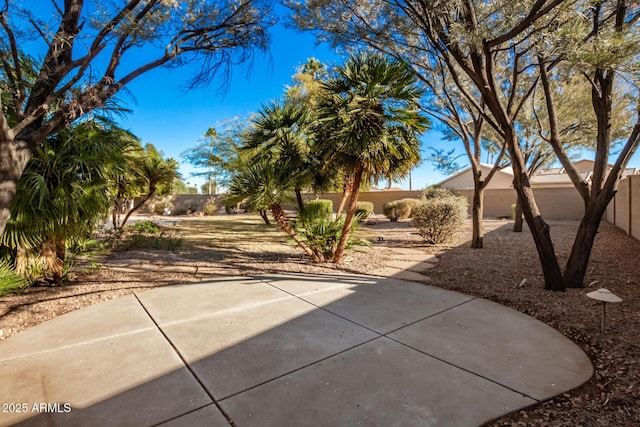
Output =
[{"x1": 0, "y1": 0, "x2": 275, "y2": 235}]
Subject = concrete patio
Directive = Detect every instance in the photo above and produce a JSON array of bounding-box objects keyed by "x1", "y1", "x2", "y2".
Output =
[{"x1": 0, "y1": 273, "x2": 593, "y2": 426}]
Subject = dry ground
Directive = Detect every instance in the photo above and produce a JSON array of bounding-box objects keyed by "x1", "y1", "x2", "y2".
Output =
[{"x1": 1, "y1": 214, "x2": 639, "y2": 426}]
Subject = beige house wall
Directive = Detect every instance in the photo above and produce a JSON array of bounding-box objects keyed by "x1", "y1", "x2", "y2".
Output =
[{"x1": 455, "y1": 187, "x2": 585, "y2": 220}]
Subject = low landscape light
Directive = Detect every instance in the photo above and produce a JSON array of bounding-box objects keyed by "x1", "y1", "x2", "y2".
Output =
[{"x1": 586, "y1": 288, "x2": 622, "y2": 333}]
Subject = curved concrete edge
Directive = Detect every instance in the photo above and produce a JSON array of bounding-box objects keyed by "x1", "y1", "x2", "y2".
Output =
[{"x1": 0, "y1": 273, "x2": 593, "y2": 426}]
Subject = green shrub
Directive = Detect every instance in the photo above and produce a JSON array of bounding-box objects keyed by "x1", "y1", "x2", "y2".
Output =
[
  {"x1": 412, "y1": 197, "x2": 468, "y2": 244},
  {"x1": 112, "y1": 224, "x2": 182, "y2": 252},
  {"x1": 354, "y1": 201, "x2": 374, "y2": 219},
  {"x1": 305, "y1": 199, "x2": 333, "y2": 217},
  {"x1": 293, "y1": 206, "x2": 370, "y2": 261},
  {"x1": 422, "y1": 186, "x2": 461, "y2": 201},
  {"x1": 203, "y1": 202, "x2": 217, "y2": 216},
  {"x1": 133, "y1": 220, "x2": 161, "y2": 234},
  {"x1": 153, "y1": 202, "x2": 167, "y2": 215},
  {"x1": 400, "y1": 198, "x2": 422, "y2": 217},
  {"x1": 382, "y1": 201, "x2": 397, "y2": 221},
  {"x1": 383, "y1": 198, "x2": 419, "y2": 221}
]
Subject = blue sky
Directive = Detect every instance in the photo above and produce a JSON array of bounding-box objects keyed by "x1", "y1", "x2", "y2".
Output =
[
  {"x1": 116, "y1": 12, "x2": 640, "y2": 192},
  {"x1": 117, "y1": 16, "x2": 453, "y2": 191}
]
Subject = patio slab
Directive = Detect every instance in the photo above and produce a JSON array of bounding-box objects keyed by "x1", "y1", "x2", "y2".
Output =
[
  {"x1": 388, "y1": 298, "x2": 594, "y2": 401},
  {"x1": 368, "y1": 268, "x2": 433, "y2": 284},
  {"x1": 154, "y1": 295, "x2": 377, "y2": 399},
  {"x1": 262, "y1": 274, "x2": 471, "y2": 334},
  {"x1": 0, "y1": 329, "x2": 211, "y2": 426},
  {"x1": 0, "y1": 295, "x2": 155, "y2": 361},
  {"x1": 135, "y1": 277, "x2": 284, "y2": 325},
  {"x1": 157, "y1": 404, "x2": 229, "y2": 427},
  {"x1": 220, "y1": 337, "x2": 536, "y2": 426},
  {"x1": 0, "y1": 274, "x2": 592, "y2": 426},
  {"x1": 385, "y1": 259, "x2": 437, "y2": 272}
]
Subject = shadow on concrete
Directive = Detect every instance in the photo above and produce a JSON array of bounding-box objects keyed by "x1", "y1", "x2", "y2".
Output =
[{"x1": 1, "y1": 272, "x2": 592, "y2": 427}]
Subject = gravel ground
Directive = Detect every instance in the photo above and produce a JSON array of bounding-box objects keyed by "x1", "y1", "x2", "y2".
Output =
[{"x1": 1, "y1": 215, "x2": 639, "y2": 425}]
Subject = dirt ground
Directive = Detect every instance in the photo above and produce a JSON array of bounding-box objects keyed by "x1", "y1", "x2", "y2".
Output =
[{"x1": 1, "y1": 214, "x2": 639, "y2": 426}]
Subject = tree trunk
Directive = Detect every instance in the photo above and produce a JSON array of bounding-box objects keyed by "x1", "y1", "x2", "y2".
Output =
[
  {"x1": 258, "y1": 209, "x2": 271, "y2": 225},
  {"x1": 295, "y1": 187, "x2": 305, "y2": 211},
  {"x1": 117, "y1": 191, "x2": 155, "y2": 229},
  {"x1": 336, "y1": 173, "x2": 353, "y2": 217},
  {"x1": 512, "y1": 176, "x2": 565, "y2": 291},
  {"x1": 471, "y1": 184, "x2": 484, "y2": 249},
  {"x1": 269, "y1": 202, "x2": 323, "y2": 263},
  {"x1": 0, "y1": 143, "x2": 32, "y2": 236},
  {"x1": 514, "y1": 199, "x2": 524, "y2": 233},
  {"x1": 563, "y1": 196, "x2": 611, "y2": 288},
  {"x1": 333, "y1": 163, "x2": 364, "y2": 263},
  {"x1": 503, "y1": 125, "x2": 565, "y2": 291}
]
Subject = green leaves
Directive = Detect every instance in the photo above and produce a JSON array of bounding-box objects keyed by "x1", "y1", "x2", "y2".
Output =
[{"x1": 314, "y1": 52, "x2": 429, "y2": 179}]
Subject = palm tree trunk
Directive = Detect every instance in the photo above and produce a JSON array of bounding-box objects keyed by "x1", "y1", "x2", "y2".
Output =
[
  {"x1": 336, "y1": 173, "x2": 353, "y2": 217},
  {"x1": 269, "y1": 203, "x2": 323, "y2": 263},
  {"x1": 333, "y1": 163, "x2": 364, "y2": 263}
]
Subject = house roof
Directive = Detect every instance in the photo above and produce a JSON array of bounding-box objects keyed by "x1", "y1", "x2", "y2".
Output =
[
  {"x1": 436, "y1": 159, "x2": 638, "y2": 189},
  {"x1": 437, "y1": 163, "x2": 513, "y2": 187},
  {"x1": 530, "y1": 171, "x2": 591, "y2": 185}
]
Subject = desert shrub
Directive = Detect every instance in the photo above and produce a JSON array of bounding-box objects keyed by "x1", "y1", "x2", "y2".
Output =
[
  {"x1": 412, "y1": 196, "x2": 468, "y2": 244},
  {"x1": 382, "y1": 201, "x2": 399, "y2": 221},
  {"x1": 293, "y1": 207, "x2": 370, "y2": 261},
  {"x1": 383, "y1": 199, "x2": 419, "y2": 221},
  {"x1": 133, "y1": 220, "x2": 161, "y2": 234},
  {"x1": 305, "y1": 199, "x2": 333, "y2": 217},
  {"x1": 422, "y1": 186, "x2": 461, "y2": 201},
  {"x1": 203, "y1": 202, "x2": 217, "y2": 216},
  {"x1": 399, "y1": 198, "x2": 422, "y2": 217},
  {"x1": 153, "y1": 202, "x2": 167, "y2": 215},
  {"x1": 110, "y1": 221, "x2": 182, "y2": 251},
  {"x1": 354, "y1": 201, "x2": 374, "y2": 219},
  {"x1": 219, "y1": 194, "x2": 248, "y2": 214}
]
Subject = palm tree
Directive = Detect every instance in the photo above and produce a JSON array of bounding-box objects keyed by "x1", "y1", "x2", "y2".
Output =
[
  {"x1": 227, "y1": 159, "x2": 323, "y2": 262},
  {"x1": 241, "y1": 99, "x2": 314, "y2": 211},
  {"x1": 111, "y1": 143, "x2": 181, "y2": 230},
  {"x1": 1, "y1": 120, "x2": 130, "y2": 283},
  {"x1": 314, "y1": 53, "x2": 429, "y2": 263}
]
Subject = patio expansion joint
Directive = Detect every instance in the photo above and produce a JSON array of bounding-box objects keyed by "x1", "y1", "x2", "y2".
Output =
[
  {"x1": 383, "y1": 297, "x2": 541, "y2": 403},
  {"x1": 251, "y1": 280, "x2": 540, "y2": 403},
  {"x1": 383, "y1": 334, "x2": 540, "y2": 403},
  {"x1": 132, "y1": 292, "x2": 236, "y2": 427}
]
